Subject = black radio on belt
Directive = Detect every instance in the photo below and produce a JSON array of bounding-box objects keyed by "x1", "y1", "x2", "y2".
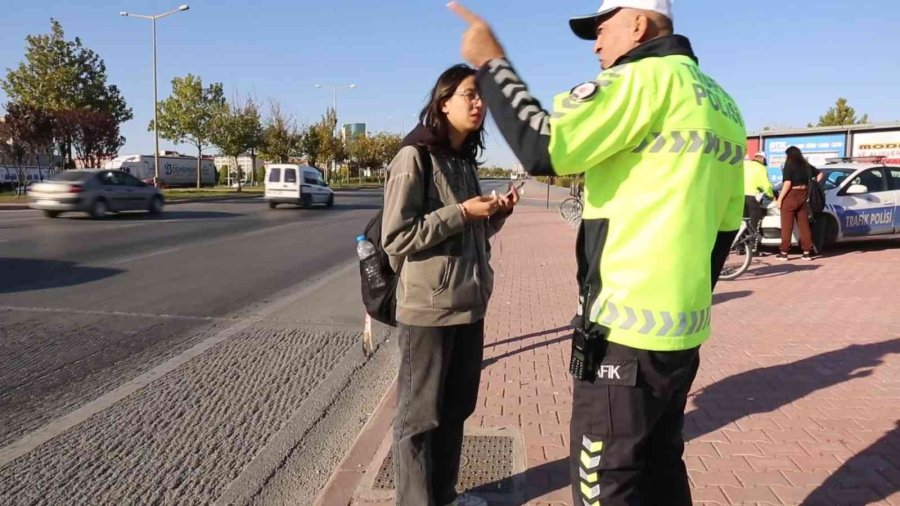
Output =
[
  {"x1": 570, "y1": 326, "x2": 607, "y2": 381},
  {"x1": 569, "y1": 287, "x2": 608, "y2": 381}
]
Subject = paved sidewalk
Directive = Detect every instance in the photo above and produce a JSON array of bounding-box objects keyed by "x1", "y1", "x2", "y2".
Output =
[{"x1": 317, "y1": 193, "x2": 900, "y2": 506}]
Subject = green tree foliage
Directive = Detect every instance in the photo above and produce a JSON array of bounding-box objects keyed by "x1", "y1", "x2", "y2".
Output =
[
  {"x1": 210, "y1": 98, "x2": 261, "y2": 192},
  {"x1": 817, "y1": 98, "x2": 869, "y2": 127},
  {"x1": 151, "y1": 74, "x2": 226, "y2": 187},
  {"x1": 259, "y1": 101, "x2": 299, "y2": 164},
  {"x1": 346, "y1": 132, "x2": 402, "y2": 180},
  {"x1": 1, "y1": 19, "x2": 132, "y2": 167}
]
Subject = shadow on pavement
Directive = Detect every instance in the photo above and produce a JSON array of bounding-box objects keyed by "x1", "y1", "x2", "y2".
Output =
[
  {"x1": 712, "y1": 290, "x2": 753, "y2": 305},
  {"x1": 473, "y1": 458, "x2": 569, "y2": 504},
  {"x1": 485, "y1": 326, "x2": 572, "y2": 349},
  {"x1": 0, "y1": 257, "x2": 123, "y2": 294},
  {"x1": 741, "y1": 262, "x2": 820, "y2": 279},
  {"x1": 482, "y1": 333, "x2": 570, "y2": 369},
  {"x1": 802, "y1": 421, "x2": 900, "y2": 505},
  {"x1": 685, "y1": 338, "x2": 900, "y2": 441}
]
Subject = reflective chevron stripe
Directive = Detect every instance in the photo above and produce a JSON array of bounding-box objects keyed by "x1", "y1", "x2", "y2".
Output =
[
  {"x1": 582, "y1": 436, "x2": 604, "y2": 453},
  {"x1": 631, "y1": 130, "x2": 744, "y2": 166},
  {"x1": 590, "y1": 300, "x2": 712, "y2": 338},
  {"x1": 581, "y1": 482, "x2": 601, "y2": 500},
  {"x1": 582, "y1": 500, "x2": 599, "y2": 506},
  {"x1": 579, "y1": 467, "x2": 599, "y2": 484},
  {"x1": 580, "y1": 449, "x2": 601, "y2": 469}
]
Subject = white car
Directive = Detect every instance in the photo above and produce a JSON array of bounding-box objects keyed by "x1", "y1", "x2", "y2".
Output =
[
  {"x1": 264, "y1": 164, "x2": 334, "y2": 209},
  {"x1": 760, "y1": 161, "x2": 900, "y2": 248}
]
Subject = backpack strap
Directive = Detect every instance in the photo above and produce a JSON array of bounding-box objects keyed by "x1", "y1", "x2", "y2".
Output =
[{"x1": 414, "y1": 144, "x2": 433, "y2": 203}]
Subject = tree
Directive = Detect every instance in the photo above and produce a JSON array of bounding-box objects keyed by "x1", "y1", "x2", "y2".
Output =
[
  {"x1": 63, "y1": 110, "x2": 125, "y2": 168},
  {"x1": 243, "y1": 100, "x2": 263, "y2": 185},
  {"x1": 817, "y1": 98, "x2": 869, "y2": 127},
  {"x1": 2, "y1": 19, "x2": 132, "y2": 167},
  {"x1": 0, "y1": 103, "x2": 54, "y2": 190},
  {"x1": 310, "y1": 108, "x2": 344, "y2": 181},
  {"x1": 259, "y1": 101, "x2": 299, "y2": 164},
  {"x1": 151, "y1": 74, "x2": 226, "y2": 188},
  {"x1": 299, "y1": 124, "x2": 322, "y2": 167},
  {"x1": 210, "y1": 98, "x2": 260, "y2": 192}
]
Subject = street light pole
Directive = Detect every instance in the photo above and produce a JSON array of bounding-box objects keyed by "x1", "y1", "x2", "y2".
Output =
[
  {"x1": 152, "y1": 17, "x2": 159, "y2": 182},
  {"x1": 313, "y1": 83, "x2": 357, "y2": 183},
  {"x1": 120, "y1": 4, "x2": 190, "y2": 185}
]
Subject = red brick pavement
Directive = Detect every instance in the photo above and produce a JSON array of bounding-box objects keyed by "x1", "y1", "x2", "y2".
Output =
[{"x1": 319, "y1": 182, "x2": 900, "y2": 505}]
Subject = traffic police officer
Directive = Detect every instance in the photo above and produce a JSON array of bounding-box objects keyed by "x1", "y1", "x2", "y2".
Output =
[
  {"x1": 450, "y1": 1, "x2": 746, "y2": 504},
  {"x1": 744, "y1": 152, "x2": 774, "y2": 234}
]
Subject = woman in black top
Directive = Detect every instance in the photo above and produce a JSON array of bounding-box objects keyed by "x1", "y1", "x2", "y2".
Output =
[{"x1": 776, "y1": 146, "x2": 823, "y2": 260}]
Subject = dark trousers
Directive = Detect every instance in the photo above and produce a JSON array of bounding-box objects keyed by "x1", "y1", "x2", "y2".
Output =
[
  {"x1": 744, "y1": 195, "x2": 763, "y2": 234},
  {"x1": 570, "y1": 341, "x2": 700, "y2": 506},
  {"x1": 393, "y1": 320, "x2": 484, "y2": 506},
  {"x1": 780, "y1": 189, "x2": 813, "y2": 253}
]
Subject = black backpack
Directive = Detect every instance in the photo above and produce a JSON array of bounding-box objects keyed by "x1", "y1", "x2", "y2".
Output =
[
  {"x1": 807, "y1": 165, "x2": 826, "y2": 214},
  {"x1": 359, "y1": 145, "x2": 432, "y2": 327}
]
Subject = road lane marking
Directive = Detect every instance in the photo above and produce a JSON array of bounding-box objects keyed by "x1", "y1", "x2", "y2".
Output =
[
  {"x1": 0, "y1": 260, "x2": 357, "y2": 466},
  {"x1": 108, "y1": 246, "x2": 185, "y2": 265}
]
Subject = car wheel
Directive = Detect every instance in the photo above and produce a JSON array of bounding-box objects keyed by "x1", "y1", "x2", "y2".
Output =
[
  {"x1": 89, "y1": 199, "x2": 107, "y2": 219},
  {"x1": 326, "y1": 194, "x2": 334, "y2": 208},
  {"x1": 148, "y1": 196, "x2": 164, "y2": 215},
  {"x1": 43, "y1": 210, "x2": 60, "y2": 218},
  {"x1": 268, "y1": 201, "x2": 278, "y2": 209}
]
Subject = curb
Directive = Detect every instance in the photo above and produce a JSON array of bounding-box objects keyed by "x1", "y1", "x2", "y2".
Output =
[
  {"x1": 165, "y1": 194, "x2": 262, "y2": 205},
  {"x1": 313, "y1": 378, "x2": 397, "y2": 506},
  {"x1": 0, "y1": 194, "x2": 262, "y2": 211}
]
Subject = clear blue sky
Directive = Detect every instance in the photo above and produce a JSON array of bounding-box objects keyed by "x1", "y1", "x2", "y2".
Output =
[{"x1": 2, "y1": 0, "x2": 899, "y2": 167}]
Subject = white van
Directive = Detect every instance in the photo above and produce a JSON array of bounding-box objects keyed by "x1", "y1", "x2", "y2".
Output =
[{"x1": 264, "y1": 164, "x2": 334, "y2": 209}]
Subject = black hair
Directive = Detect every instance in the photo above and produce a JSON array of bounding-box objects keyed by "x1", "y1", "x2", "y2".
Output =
[{"x1": 418, "y1": 64, "x2": 485, "y2": 163}]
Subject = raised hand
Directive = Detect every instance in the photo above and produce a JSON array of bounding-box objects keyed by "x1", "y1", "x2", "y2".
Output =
[{"x1": 447, "y1": 1, "x2": 506, "y2": 68}]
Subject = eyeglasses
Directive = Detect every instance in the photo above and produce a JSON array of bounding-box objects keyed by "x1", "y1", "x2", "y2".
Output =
[{"x1": 453, "y1": 90, "x2": 482, "y2": 103}]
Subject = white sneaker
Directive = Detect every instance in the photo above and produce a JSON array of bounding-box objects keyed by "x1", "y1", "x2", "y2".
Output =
[{"x1": 448, "y1": 493, "x2": 488, "y2": 506}]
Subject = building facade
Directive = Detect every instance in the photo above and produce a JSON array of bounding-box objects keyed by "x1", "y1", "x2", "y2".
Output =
[
  {"x1": 341, "y1": 123, "x2": 366, "y2": 142},
  {"x1": 213, "y1": 155, "x2": 266, "y2": 181}
]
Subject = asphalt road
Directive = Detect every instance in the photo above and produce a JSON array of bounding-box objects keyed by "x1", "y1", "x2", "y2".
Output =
[{"x1": 0, "y1": 181, "x2": 512, "y2": 505}]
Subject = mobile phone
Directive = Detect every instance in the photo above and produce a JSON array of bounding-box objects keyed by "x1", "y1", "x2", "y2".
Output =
[{"x1": 506, "y1": 181, "x2": 526, "y2": 197}]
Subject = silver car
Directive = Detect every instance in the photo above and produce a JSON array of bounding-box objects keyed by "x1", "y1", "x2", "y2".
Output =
[{"x1": 29, "y1": 169, "x2": 165, "y2": 219}]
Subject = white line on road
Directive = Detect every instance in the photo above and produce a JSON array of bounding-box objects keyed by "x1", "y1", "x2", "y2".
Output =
[
  {"x1": 107, "y1": 246, "x2": 185, "y2": 265},
  {"x1": 0, "y1": 260, "x2": 357, "y2": 467}
]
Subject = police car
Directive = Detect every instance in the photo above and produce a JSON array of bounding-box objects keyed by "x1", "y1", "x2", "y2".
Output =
[{"x1": 759, "y1": 159, "x2": 900, "y2": 248}]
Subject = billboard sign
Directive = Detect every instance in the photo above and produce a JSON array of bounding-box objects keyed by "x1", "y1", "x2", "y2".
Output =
[
  {"x1": 763, "y1": 134, "x2": 846, "y2": 183},
  {"x1": 852, "y1": 130, "x2": 900, "y2": 163}
]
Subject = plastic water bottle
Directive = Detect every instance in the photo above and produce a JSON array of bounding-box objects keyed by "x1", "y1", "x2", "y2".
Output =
[{"x1": 357, "y1": 235, "x2": 386, "y2": 290}]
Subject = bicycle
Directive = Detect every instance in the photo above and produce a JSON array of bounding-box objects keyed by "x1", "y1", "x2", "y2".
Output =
[
  {"x1": 719, "y1": 218, "x2": 760, "y2": 280},
  {"x1": 558, "y1": 183, "x2": 584, "y2": 227}
]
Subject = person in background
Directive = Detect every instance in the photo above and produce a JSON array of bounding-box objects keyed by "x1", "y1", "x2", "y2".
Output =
[
  {"x1": 743, "y1": 152, "x2": 774, "y2": 236},
  {"x1": 381, "y1": 64, "x2": 519, "y2": 506},
  {"x1": 776, "y1": 146, "x2": 823, "y2": 260}
]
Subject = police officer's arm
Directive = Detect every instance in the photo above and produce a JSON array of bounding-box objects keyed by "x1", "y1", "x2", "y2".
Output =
[
  {"x1": 477, "y1": 58, "x2": 654, "y2": 177},
  {"x1": 757, "y1": 165, "x2": 774, "y2": 198},
  {"x1": 711, "y1": 173, "x2": 744, "y2": 288}
]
